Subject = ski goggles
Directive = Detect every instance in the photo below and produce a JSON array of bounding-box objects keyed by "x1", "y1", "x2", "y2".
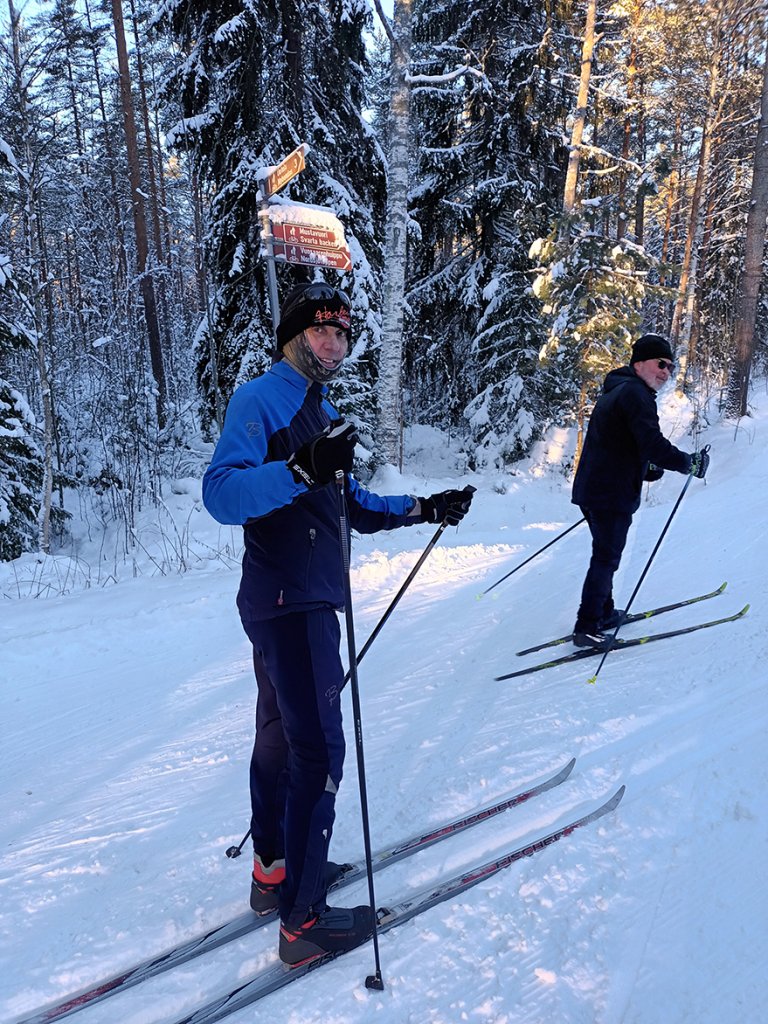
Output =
[{"x1": 281, "y1": 283, "x2": 351, "y2": 317}]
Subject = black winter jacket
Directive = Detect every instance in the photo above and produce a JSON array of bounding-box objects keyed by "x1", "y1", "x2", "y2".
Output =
[{"x1": 572, "y1": 366, "x2": 692, "y2": 514}]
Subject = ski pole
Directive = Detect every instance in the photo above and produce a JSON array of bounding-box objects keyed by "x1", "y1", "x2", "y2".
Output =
[
  {"x1": 587, "y1": 445, "x2": 710, "y2": 685},
  {"x1": 225, "y1": 831, "x2": 250, "y2": 859},
  {"x1": 342, "y1": 485, "x2": 476, "y2": 689},
  {"x1": 335, "y1": 470, "x2": 385, "y2": 991},
  {"x1": 482, "y1": 517, "x2": 586, "y2": 595}
]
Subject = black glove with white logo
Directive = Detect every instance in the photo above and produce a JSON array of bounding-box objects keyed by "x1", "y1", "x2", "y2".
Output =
[
  {"x1": 645, "y1": 463, "x2": 664, "y2": 482},
  {"x1": 287, "y1": 419, "x2": 358, "y2": 488},
  {"x1": 419, "y1": 486, "x2": 476, "y2": 525}
]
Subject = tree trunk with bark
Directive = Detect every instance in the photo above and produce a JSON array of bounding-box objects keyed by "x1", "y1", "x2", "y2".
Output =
[
  {"x1": 7, "y1": 0, "x2": 54, "y2": 552},
  {"x1": 111, "y1": 0, "x2": 167, "y2": 426},
  {"x1": 562, "y1": 0, "x2": 597, "y2": 215},
  {"x1": 669, "y1": 35, "x2": 723, "y2": 386},
  {"x1": 726, "y1": 43, "x2": 768, "y2": 419}
]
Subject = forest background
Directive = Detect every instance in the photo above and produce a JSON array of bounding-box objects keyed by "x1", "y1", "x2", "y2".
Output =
[{"x1": 1, "y1": 0, "x2": 767, "y2": 564}]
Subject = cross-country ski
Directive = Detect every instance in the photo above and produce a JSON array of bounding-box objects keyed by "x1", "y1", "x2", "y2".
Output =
[
  {"x1": 496, "y1": 604, "x2": 749, "y2": 680},
  {"x1": 170, "y1": 787, "x2": 625, "y2": 1024},
  {"x1": 515, "y1": 582, "x2": 727, "y2": 656},
  {"x1": 14, "y1": 760, "x2": 575, "y2": 1024}
]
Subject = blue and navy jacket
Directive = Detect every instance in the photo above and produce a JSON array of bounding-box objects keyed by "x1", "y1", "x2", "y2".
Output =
[{"x1": 203, "y1": 360, "x2": 420, "y2": 621}]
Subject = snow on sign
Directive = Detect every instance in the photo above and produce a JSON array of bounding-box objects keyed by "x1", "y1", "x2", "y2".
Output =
[
  {"x1": 263, "y1": 144, "x2": 308, "y2": 198},
  {"x1": 272, "y1": 242, "x2": 352, "y2": 272},
  {"x1": 266, "y1": 202, "x2": 352, "y2": 271}
]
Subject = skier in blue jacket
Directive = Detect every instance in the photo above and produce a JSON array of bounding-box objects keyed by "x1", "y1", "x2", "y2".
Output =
[
  {"x1": 203, "y1": 281, "x2": 474, "y2": 966},
  {"x1": 570, "y1": 333, "x2": 709, "y2": 649}
]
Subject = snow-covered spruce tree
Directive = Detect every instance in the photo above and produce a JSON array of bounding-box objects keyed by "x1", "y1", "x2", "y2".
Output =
[
  {"x1": 155, "y1": 0, "x2": 386, "y2": 437},
  {"x1": 405, "y1": 0, "x2": 568, "y2": 467},
  {"x1": 0, "y1": 380, "x2": 43, "y2": 562},
  {"x1": 0, "y1": 238, "x2": 43, "y2": 561},
  {"x1": 530, "y1": 205, "x2": 655, "y2": 453}
]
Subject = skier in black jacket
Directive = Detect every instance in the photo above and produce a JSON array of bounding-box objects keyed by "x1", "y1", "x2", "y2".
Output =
[
  {"x1": 203, "y1": 281, "x2": 474, "y2": 966},
  {"x1": 571, "y1": 334, "x2": 710, "y2": 649}
]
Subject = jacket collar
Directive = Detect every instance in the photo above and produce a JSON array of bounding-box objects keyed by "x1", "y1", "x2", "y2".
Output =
[{"x1": 270, "y1": 358, "x2": 328, "y2": 396}]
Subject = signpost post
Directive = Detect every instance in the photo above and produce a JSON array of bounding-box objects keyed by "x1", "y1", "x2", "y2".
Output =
[
  {"x1": 258, "y1": 144, "x2": 311, "y2": 333},
  {"x1": 258, "y1": 144, "x2": 352, "y2": 333}
]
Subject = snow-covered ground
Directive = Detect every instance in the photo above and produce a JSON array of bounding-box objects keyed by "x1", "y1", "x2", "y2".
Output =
[{"x1": 2, "y1": 387, "x2": 767, "y2": 1024}]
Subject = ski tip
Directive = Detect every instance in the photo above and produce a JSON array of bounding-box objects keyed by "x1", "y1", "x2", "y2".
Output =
[
  {"x1": 609, "y1": 784, "x2": 627, "y2": 808},
  {"x1": 718, "y1": 581, "x2": 728, "y2": 593},
  {"x1": 738, "y1": 603, "x2": 750, "y2": 615}
]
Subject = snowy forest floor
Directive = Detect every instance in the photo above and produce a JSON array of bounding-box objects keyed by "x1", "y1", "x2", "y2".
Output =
[{"x1": 2, "y1": 384, "x2": 767, "y2": 1024}]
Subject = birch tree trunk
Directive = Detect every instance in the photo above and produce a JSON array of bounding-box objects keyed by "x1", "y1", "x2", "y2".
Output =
[
  {"x1": 562, "y1": 0, "x2": 597, "y2": 215},
  {"x1": 726, "y1": 43, "x2": 768, "y2": 419},
  {"x1": 377, "y1": 0, "x2": 412, "y2": 467}
]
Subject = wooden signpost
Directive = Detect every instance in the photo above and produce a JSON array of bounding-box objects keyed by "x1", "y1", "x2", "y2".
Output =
[{"x1": 259, "y1": 145, "x2": 352, "y2": 333}]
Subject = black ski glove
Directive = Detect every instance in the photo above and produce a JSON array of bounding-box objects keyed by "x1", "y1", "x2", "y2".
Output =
[
  {"x1": 419, "y1": 486, "x2": 476, "y2": 525},
  {"x1": 645, "y1": 463, "x2": 664, "y2": 482},
  {"x1": 287, "y1": 419, "x2": 358, "y2": 488},
  {"x1": 689, "y1": 449, "x2": 710, "y2": 479}
]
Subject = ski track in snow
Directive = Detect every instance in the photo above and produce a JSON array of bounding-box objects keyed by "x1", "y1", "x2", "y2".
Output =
[{"x1": 2, "y1": 401, "x2": 767, "y2": 1024}]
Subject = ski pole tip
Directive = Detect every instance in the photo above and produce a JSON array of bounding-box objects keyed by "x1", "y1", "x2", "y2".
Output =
[
  {"x1": 586, "y1": 674, "x2": 598, "y2": 685},
  {"x1": 365, "y1": 972, "x2": 385, "y2": 991}
]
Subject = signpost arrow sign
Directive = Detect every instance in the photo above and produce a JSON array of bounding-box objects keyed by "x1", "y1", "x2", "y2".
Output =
[
  {"x1": 264, "y1": 144, "x2": 308, "y2": 198},
  {"x1": 271, "y1": 222, "x2": 339, "y2": 249},
  {"x1": 272, "y1": 241, "x2": 352, "y2": 272}
]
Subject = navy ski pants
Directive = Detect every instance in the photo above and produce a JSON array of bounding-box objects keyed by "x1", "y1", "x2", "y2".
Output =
[
  {"x1": 575, "y1": 506, "x2": 633, "y2": 632},
  {"x1": 241, "y1": 608, "x2": 346, "y2": 929}
]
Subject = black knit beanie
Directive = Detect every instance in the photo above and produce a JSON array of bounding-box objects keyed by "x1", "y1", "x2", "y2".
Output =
[
  {"x1": 630, "y1": 334, "x2": 674, "y2": 365},
  {"x1": 275, "y1": 283, "x2": 352, "y2": 350}
]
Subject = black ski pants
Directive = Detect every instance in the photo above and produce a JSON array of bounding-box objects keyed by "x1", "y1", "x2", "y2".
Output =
[
  {"x1": 242, "y1": 608, "x2": 346, "y2": 930},
  {"x1": 574, "y1": 506, "x2": 633, "y2": 633}
]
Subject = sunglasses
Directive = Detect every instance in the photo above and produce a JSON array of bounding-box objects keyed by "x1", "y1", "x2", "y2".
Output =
[
  {"x1": 656, "y1": 359, "x2": 674, "y2": 371},
  {"x1": 283, "y1": 283, "x2": 351, "y2": 316}
]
